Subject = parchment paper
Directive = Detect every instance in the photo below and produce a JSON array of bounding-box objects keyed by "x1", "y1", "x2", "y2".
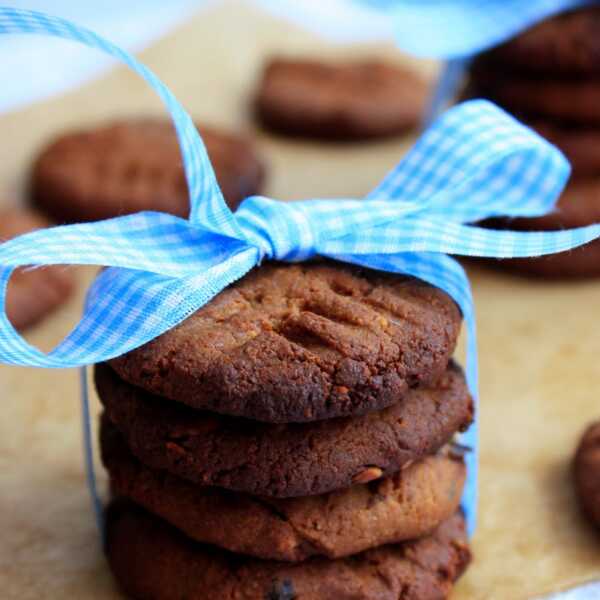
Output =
[{"x1": 0, "y1": 2, "x2": 599, "y2": 598}]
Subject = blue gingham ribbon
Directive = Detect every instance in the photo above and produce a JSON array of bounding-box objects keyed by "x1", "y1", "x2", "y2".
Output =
[{"x1": 2, "y1": 8, "x2": 600, "y2": 538}]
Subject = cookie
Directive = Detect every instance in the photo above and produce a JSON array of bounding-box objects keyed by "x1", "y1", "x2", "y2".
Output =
[
  {"x1": 483, "y1": 179, "x2": 600, "y2": 278},
  {"x1": 254, "y1": 58, "x2": 429, "y2": 140},
  {"x1": 109, "y1": 261, "x2": 462, "y2": 423},
  {"x1": 31, "y1": 119, "x2": 265, "y2": 223},
  {"x1": 105, "y1": 502, "x2": 471, "y2": 600},
  {"x1": 96, "y1": 362, "x2": 473, "y2": 498},
  {"x1": 574, "y1": 421, "x2": 600, "y2": 527},
  {"x1": 101, "y1": 418, "x2": 466, "y2": 562},
  {"x1": 1, "y1": 209, "x2": 74, "y2": 330},
  {"x1": 481, "y1": 7, "x2": 600, "y2": 76},
  {"x1": 468, "y1": 70, "x2": 600, "y2": 126}
]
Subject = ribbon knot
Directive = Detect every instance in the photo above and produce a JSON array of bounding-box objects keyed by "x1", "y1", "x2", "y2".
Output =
[{"x1": 235, "y1": 197, "x2": 319, "y2": 263}]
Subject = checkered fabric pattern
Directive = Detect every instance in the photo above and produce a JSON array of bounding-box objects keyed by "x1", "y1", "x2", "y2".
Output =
[{"x1": 2, "y1": 7, "x2": 600, "y2": 537}]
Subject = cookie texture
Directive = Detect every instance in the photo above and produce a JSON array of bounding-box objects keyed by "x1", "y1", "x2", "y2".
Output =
[
  {"x1": 96, "y1": 362, "x2": 473, "y2": 498},
  {"x1": 1, "y1": 209, "x2": 74, "y2": 330},
  {"x1": 105, "y1": 502, "x2": 471, "y2": 600},
  {"x1": 109, "y1": 261, "x2": 462, "y2": 423},
  {"x1": 31, "y1": 119, "x2": 265, "y2": 223},
  {"x1": 101, "y1": 418, "x2": 466, "y2": 561},
  {"x1": 255, "y1": 58, "x2": 428, "y2": 140},
  {"x1": 574, "y1": 421, "x2": 600, "y2": 527},
  {"x1": 482, "y1": 7, "x2": 600, "y2": 75}
]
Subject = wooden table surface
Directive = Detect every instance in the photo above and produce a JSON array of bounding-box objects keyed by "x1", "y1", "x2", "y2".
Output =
[{"x1": 0, "y1": 2, "x2": 599, "y2": 598}]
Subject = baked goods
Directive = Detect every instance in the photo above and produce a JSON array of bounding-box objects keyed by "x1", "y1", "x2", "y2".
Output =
[
  {"x1": 255, "y1": 58, "x2": 428, "y2": 140},
  {"x1": 31, "y1": 119, "x2": 265, "y2": 223}
]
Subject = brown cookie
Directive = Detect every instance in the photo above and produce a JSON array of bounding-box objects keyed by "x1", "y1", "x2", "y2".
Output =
[
  {"x1": 101, "y1": 418, "x2": 466, "y2": 562},
  {"x1": 31, "y1": 119, "x2": 265, "y2": 223},
  {"x1": 254, "y1": 58, "x2": 429, "y2": 140},
  {"x1": 481, "y1": 7, "x2": 600, "y2": 76},
  {"x1": 482, "y1": 179, "x2": 600, "y2": 278},
  {"x1": 95, "y1": 362, "x2": 473, "y2": 498},
  {"x1": 0, "y1": 209, "x2": 74, "y2": 330},
  {"x1": 109, "y1": 261, "x2": 462, "y2": 423},
  {"x1": 468, "y1": 70, "x2": 600, "y2": 126},
  {"x1": 105, "y1": 502, "x2": 471, "y2": 600},
  {"x1": 574, "y1": 421, "x2": 600, "y2": 527}
]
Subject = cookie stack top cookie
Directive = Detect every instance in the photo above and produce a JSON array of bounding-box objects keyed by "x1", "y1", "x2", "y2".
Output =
[{"x1": 109, "y1": 261, "x2": 462, "y2": 423}]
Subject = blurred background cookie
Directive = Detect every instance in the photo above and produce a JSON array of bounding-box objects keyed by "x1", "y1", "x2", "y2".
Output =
[
  {"x1": 0, "y1": 209, "x2": 74, "y2": 330},
  {"x1": 574, "y1": 421, "x2": 600, "y2": 528},
  {"x1": 30, "y1": 119, "x2": 266, "y2": 223},
  {"x1": 254, "y1": 58, "x2": 429, "y2": 140},
  {"x1": 462, "y1": 5, "x2": 600, "y2": 278},
  {"x1": 480, "y1": 7, "x2": 600, "y2": 76}
]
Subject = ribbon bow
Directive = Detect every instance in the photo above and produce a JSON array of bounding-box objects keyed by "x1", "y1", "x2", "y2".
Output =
[{"x1": 2, "y1": 7, "x2": 600, "y2": 537}]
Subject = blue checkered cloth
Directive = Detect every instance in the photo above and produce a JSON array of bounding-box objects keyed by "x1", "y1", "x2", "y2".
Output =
[{"x1": 1, "y1": 8, "x2": 600, "y2": 538}]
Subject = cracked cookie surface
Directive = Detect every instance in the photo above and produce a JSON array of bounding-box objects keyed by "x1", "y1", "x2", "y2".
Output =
[
  {"x1": 31, "y1": 119, "x2": 265, "y2": 223},
  {"x1": 109, "y1": 261, "x2": 462, "y2": 423},
  {"x1": 101, "y1": 418, "x2": 466, "y2": 561},
  {"x1": 95, "y1": 362, "x2": 473, "y2": 498},
  {"x1": 106, "y1": 501, "x2": 471, "y2": 600}
]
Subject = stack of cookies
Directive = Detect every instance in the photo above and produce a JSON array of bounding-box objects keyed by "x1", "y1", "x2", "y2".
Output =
[
  {"x1": 96, "y1": 261, "x2": 473, "y2": 599},
  {"x1": 464, "y1": 6, "x2": 600, "y2": 277}
]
